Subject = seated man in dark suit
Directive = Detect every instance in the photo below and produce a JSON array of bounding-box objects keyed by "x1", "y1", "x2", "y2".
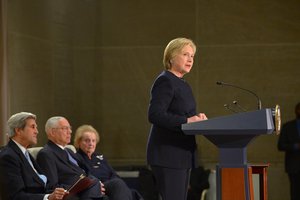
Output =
[
  {"x1": 0, "y1": 112, "x2": 67, "y2": 200},
  {"x1": 36, "y1": 116, "x2": 106, "y2": 200}
]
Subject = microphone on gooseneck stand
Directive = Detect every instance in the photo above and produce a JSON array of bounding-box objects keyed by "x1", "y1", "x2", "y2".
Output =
[
  {"x1": 216, "y1": 81, "x2": 262, "y2": 110},
  {"x1": 232, "y1": 100, "x2": 247, "y2": 112},
  {"x1": 224, "y1": 104, "x2": 238, "y2": 113}
]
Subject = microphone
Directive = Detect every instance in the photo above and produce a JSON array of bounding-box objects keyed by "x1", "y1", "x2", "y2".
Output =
[
  {"x1": 216, "y1": 81, "x2": 262, "y2": 110},
  {"x1": 224, "y1": 104, "x2": 238, "y2": 113},
  {"x1": 232, "y1": 100, "x2": 247, "y2": 112}
]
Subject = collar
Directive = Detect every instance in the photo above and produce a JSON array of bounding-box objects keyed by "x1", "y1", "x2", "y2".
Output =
[
  {"x1": 11, "y1": 139, "x2": 27, "y2": 155},
  {"x1": 56, "y1": 143, "x2": 66, "y2": 150}
]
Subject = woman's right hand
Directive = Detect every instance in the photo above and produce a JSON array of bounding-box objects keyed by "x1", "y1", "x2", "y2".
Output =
[{"x1": 187, "y1": 113, "x2": 208, "y2": 123}]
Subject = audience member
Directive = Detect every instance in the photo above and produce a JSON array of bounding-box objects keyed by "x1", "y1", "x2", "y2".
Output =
[
  {"x1": 278, "y1": 102, "x2": 300, "y2": 200},
  {"x1": 0, "y1": 112, "x2": 67, "y2": 200},
  {"x1": 36, "y1": 116, "x2": 106, "y2": 200},
  {"x1": 74, "y1": 124, "x2": 143, "y2": 200}
]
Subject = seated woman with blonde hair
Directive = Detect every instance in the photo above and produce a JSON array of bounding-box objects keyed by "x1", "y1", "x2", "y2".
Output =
[{"x1": 74, "y1": 125, "x2": 143, "y2": 200}]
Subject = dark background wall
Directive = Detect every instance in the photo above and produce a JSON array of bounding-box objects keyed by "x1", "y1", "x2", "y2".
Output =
[{"x1": 1, "y1": 0, "x2": 300, "y2": 199}]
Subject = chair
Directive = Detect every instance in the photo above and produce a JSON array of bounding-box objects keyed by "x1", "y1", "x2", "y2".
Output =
[
  {"x1": 200, "y1": 189, "x2": 208, "y2": 200},
  {"x1": 27, "y1": 147, "x2": 43, "y2": 159},
  {"x1": 28, "y1": 145, "x2": 76, "y2": 159},
  {"x1": 199, "y1": 170, "x2": 216, "y2": 200},
  {"x1": 206, "y1": 170, "x2": 216, "y2": 200}
]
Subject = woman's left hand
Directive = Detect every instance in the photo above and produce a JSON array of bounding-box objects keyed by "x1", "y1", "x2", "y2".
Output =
[{"x1": 197, "y1": 113, "x2": 208, "y2": 120}]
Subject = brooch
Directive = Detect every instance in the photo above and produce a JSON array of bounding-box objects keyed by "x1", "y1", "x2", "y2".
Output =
[{"x1": 96, "y1": 155, "x2": 104, "y2": 160}]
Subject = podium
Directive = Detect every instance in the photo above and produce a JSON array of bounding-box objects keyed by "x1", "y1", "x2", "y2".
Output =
[{"x1": 182, "y1": 109, "x2": 275, "y2": 200}]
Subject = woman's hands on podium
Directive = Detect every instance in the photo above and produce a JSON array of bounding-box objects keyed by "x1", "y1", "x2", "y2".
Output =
[{"x1": 187, "y1": 113, "x2": 208, "y2": 123}]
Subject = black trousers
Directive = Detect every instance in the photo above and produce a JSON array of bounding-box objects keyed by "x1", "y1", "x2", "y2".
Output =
[
  {"x1": 288, "y1": 172, "x2": 300, "y2": 200},
  {"x1": 76, "y1": 175, "x2": 105, "y2": 200},
  {"x1": 104, "y1": 177, "x2": 133, "y2": 200},
  {"x1": 151, "y1": 166, "x2": 191, "y2": 200}
]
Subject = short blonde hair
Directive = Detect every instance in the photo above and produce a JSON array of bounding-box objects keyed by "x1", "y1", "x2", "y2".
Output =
[
  {"x1": 163, "y1": 37, "x2": 196, "y2": 70},
  {"x1": 74, "y1": 125, "x2": 100, "y2": 148}
]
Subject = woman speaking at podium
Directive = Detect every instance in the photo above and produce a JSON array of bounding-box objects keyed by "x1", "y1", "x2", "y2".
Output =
[{"x1": 146, "y1": 37, "x2": 207, "y2": 200}]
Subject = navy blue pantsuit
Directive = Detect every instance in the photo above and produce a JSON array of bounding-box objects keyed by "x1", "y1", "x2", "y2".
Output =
[{"x1": 147, "y1": 70, "x2": 198, "y2": 200}]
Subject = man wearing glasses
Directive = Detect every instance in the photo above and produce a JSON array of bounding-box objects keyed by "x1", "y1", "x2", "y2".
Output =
[{"x1": 36, "y1": 116, "x2": 106, "y2": 200}]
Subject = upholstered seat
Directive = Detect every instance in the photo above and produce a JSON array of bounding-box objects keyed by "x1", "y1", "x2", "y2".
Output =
[{"x1": 28, "y1": 145, "x2": 76, "y2": 159}]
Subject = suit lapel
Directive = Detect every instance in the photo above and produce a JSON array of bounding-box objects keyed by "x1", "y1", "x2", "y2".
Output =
[
  {"x1": 47, "y1": 141, "x2": 84, "y2": 173},
  {"x1": 47, "y1": 141, "x2": 70, "y2": 165},
  {"x1": 8, "y1": 140, "x2": 46, "y2": 186}
]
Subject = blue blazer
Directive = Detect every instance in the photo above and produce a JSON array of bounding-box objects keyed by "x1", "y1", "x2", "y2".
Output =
[
  {"x1": 76, "y1": 149, "x2": 118, "y2": 182},
  {"x1": 147, "y1": 70, "x2": 197, "y2": 169},
  {"x1": 0, "y1": 140, "x2": 48, "y2": 200}
]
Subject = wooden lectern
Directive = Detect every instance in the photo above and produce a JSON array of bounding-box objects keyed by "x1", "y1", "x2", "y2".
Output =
[{"x1": 182, "y1": 108, "x2": 276, "y2": 200}]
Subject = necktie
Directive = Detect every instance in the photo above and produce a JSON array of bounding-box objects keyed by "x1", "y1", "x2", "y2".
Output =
[
  {"x1": 65, "y1": 149, "x2": 79, "y2": 166},
  {"x1": 25, "y1": 151, "x2": 47, "y2": 185}
]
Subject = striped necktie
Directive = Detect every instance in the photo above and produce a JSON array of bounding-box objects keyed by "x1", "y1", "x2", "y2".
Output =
[
  {"x1": 65, "y1": 148, "x2": 79, "y2": 166},
  {"x1": 25, "y1": 151, "x2": 47, "y2": 185}
]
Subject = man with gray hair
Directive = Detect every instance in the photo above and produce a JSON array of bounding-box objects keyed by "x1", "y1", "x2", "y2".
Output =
[
  {"x1": 0, "y1": 112, "x2": 67, "y2": 200},
  {"x1": 37, "y1": 116, "x2": 106, "y2": 200}
]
